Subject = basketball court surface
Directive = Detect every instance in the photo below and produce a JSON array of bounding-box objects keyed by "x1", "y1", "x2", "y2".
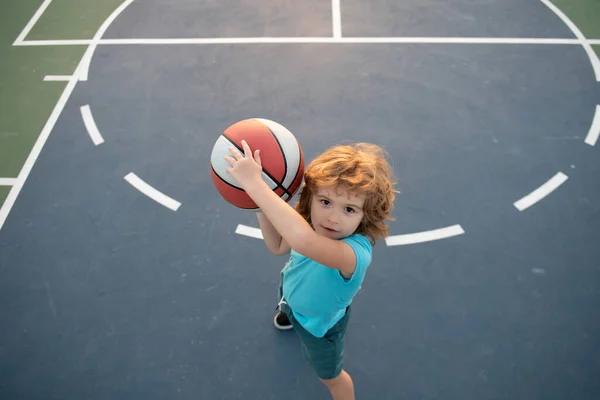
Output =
[{"x1": 1, "y1": 1, "x2": 600, "y2": 399}]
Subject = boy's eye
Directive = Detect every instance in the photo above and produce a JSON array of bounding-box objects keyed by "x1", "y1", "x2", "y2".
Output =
[
  {"x1": 321, "y1": 199, "x2": 330, "y2": 206},
  {"x1": 345, "y1": 207, "x2": 355, "y2": 213}
]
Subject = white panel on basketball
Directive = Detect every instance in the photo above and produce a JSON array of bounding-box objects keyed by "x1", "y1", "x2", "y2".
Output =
[
  {"x1": 211, "y1": 135, "x2": 278, "y2": 190},
  {"x1": 256, "y1": 119, "x2": 300, "y2": 189}
]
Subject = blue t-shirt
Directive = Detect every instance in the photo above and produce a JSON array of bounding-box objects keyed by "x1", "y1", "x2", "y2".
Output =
[{"x1": 281, "y1": 234, "x2": 373, "y2": 338}]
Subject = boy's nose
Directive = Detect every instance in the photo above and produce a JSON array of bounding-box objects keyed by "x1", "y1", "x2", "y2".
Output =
[{"x1": 327, "y1": 212, "x2": 340, "y2": 224}]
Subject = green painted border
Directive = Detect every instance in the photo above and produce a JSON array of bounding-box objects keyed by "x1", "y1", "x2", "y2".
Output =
[
  {"x1": 0, "y1": 46, "x2": 85, "y2": 177},
  {"x1": 28, "y1": 0, "x2": 126, "y2": 40},
  {"x1": 0, "y1": 186, "x2": 10, "y2": 206},
  {"x1": 552, "y1": 0, "x2": 600, "y2": 39},
  {"x1": 0, "y1": 0, "x2": 86, "y2": 213}
]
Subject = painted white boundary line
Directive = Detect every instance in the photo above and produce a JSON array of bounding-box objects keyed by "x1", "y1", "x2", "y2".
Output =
[
  {"x1": 14, "y1": 37, "x2": 589, "y2": 46},
  {"x1": 332, "y1": 0, "x2": 342, "y2": 39},
  {"x1": 235, "y1": 224, "x2": 263, "y2": 239},
  {"x1": 540, "y1": 0, "x2": 600, "y2": 81},
  {"x1": 124, "y1": 173, "x2": 181, "y2": 211},
  {"x1": 13, "y1": 0, "x2": 54, "y2": 45},
  {"x1": 385, "y1": 225, "x2": 465, "y2": 246},
  {"x1": 0, "y1": 178, "x2": 18, "y2": 186},
  {"x1": 78, "y1": 0, "x2": 136, "y2": 81},
  {"x1": 514, "y1": 172, "x2": 568, "y2": 211},
  {"x1": 17, "y1": 39, "x2": 92, "y2": 46},
  {"x1": 44, "y1": 75, "x2": 72, "y2": 81},
  {"x1": 585, "y1": 105, "x2": 600, "y2": 146},
  {"x1": 80, "y1": 105, "x2": 104, "y2": 145}
]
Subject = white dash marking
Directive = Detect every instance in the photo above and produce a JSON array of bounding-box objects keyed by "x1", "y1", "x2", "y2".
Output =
[
  {"x1": 584, "y1": 105, "x2": 600, "y2": 146},
  {"x1": 332, "y1": 0, "x2": 342, "y2": 39},
  {"x1": 235, "y1": 224, "x2": 263, "y2": 239},
  {"x1": 124, "y1": 173, "x2": 181, "y2": 211},
  {"x1": 80, "y1": 105, "x2": 104, "y2": 145},
  {"x1": 385, "y1": 225, "x2": 465, "y2": 246},
  {"x1": 13, "y1": 0, "x2": 54, "y2": 45},
  {"x1": 44, "y1": 75, "x2": 72, "y2": 81},
  {"x1": 540, "y1": 0, "x2": 600, "y2": 81},
  {"x1": 514, "y1": 172, "x2": 568, "y2": 211},
  {"x1": 0, "y1": 178, "x2": 18, "y2": 186}
]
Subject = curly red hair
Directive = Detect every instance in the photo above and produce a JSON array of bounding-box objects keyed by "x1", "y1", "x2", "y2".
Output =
[{"x1": 295, "y1": 143, "x2": 398, "y2": 244}]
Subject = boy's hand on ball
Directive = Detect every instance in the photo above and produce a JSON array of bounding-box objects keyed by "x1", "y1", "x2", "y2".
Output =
[{"x1": 224, "y1": 140, "x2": 263, "y2": 189}]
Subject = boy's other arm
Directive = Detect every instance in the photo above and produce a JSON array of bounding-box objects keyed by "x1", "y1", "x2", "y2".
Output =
[{"x1": 256, "y1": 212, "x2": 291, "y2": 255}]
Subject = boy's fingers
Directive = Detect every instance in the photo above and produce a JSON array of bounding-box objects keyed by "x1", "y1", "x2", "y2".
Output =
[
  {"x1": 241, "y1": 140, "x2": 253, "y2": 158},
  {"x1": 254, "y1": 149, "x2": 262, "y2": 167},
  {"x1": 224, "y1": 155, "x2": 236, "y2": 166},
  {"x1": 228, "y1": 146, "x2": 243, "y2": 160}
]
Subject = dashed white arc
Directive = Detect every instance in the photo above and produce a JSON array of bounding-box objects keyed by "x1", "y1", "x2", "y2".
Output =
[{"x1": 235, "y1": 224, "x2": 466, "y2": 246}]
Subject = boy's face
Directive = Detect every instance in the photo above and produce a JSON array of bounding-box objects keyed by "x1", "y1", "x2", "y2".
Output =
[{"x1": 310, "y1": 185, "x2": 366, "y2": 240}]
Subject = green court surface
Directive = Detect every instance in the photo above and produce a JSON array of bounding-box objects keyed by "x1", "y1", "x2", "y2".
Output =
[
  {"x1": 0, "y1": 187, "x2": 9, "y2": 205},
  {"x1": 0, "y1": 46, "x2": 83, "y2": 175},
  {"x1": 27, "y1": 0, "x2": 125, "y2": 39},
  {"x1": 553, "y1": 0, "x2": 600, "y2": 40},
  {"x1": 0, "y1": 0, "x2": 599, "y2": 208}
]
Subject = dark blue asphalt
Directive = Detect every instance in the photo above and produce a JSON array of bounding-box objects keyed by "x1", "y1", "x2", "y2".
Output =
[{"x1": 1, "y1": 1, "x2": 599, "y2": 399}]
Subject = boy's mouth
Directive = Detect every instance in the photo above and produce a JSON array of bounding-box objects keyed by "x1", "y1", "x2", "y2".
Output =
[{"x1": 322, "y1": 226, "x2": 338, "y2": 233}]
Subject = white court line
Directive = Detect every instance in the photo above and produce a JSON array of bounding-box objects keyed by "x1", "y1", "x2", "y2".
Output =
[
  {"x1": 385, "y1": 225, "x2": 465, "y2": 246},
  {"x1": 80, "y1": 105, "x2": 104, "y2": 145},
  {"x1": 0, "y1": 178, "x2": 18, "y2": 186},
  {"x1": 44, "y1": 75, "x2": 72, "y2": 81},
  {"x1": 589, "y1": 40, "x2": 600, "y2": 45},
  {"x1": 78, "y1": 0, "x2": 136, "y2": 81},
  {"x1": 16, "y1": 39, "x2": 92, "y2": 46},
  {"x1": 96, "y1": 37, "x2": 583, "y2": 45},
  {"x1": 514, "y1": 172, "x2": 568, "y2": 211},
  {"x1": 332, "y1": 0, "x2": 342, "y2": 39},
  {"x1": 124, "y1": 173, "x2": 181, "y2": 211},
  {"x1": 584, "y1": 105, "x2": 600, "y2": 146},
  {"x1": 14, "y1": 37, "x2": 588, "y2": 46},
  {"x1": 13, "y1": 0, "x2": 54, "y2": 45},
  {"x1": 235, "y1": 224, "x2": 263, "y2": 239},
  {"x1": 540, "y1": 0, "x2": 600, "y2": 81}
]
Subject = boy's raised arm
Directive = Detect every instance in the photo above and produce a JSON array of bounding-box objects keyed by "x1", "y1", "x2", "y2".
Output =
[{"x1": 256, "y1": 212, "x2": 291, "y2": 255}]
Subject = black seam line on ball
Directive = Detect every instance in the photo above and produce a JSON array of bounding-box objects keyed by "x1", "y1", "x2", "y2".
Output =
[{"x1": 222, "y1": 132, "x2": 292, "y2": 197}]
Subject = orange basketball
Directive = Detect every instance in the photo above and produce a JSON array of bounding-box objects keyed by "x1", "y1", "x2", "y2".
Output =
[{"x1": 210, "y1": 118, "x2": 305, "y2": 209}]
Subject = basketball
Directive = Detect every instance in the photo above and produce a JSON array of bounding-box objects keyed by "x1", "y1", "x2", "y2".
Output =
[{"x1": 210, "y1": 118, "x2": 305, "y2": 209}]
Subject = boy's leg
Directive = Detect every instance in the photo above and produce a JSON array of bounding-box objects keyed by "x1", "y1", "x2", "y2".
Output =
[
  {"x1": 274, "y1": 271, "x2": 292, "y2": 330},
  {"x1": 320, "y1": 369, "x2": 355, "y2": 400},
  {"x1": 290, "y1": 307, "x2": 354, "y2": 399}
]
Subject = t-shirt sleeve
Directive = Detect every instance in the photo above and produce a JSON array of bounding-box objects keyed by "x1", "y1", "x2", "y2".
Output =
[{"x1": 339, "y1": 234, "x2": 372, "y2": 284}]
